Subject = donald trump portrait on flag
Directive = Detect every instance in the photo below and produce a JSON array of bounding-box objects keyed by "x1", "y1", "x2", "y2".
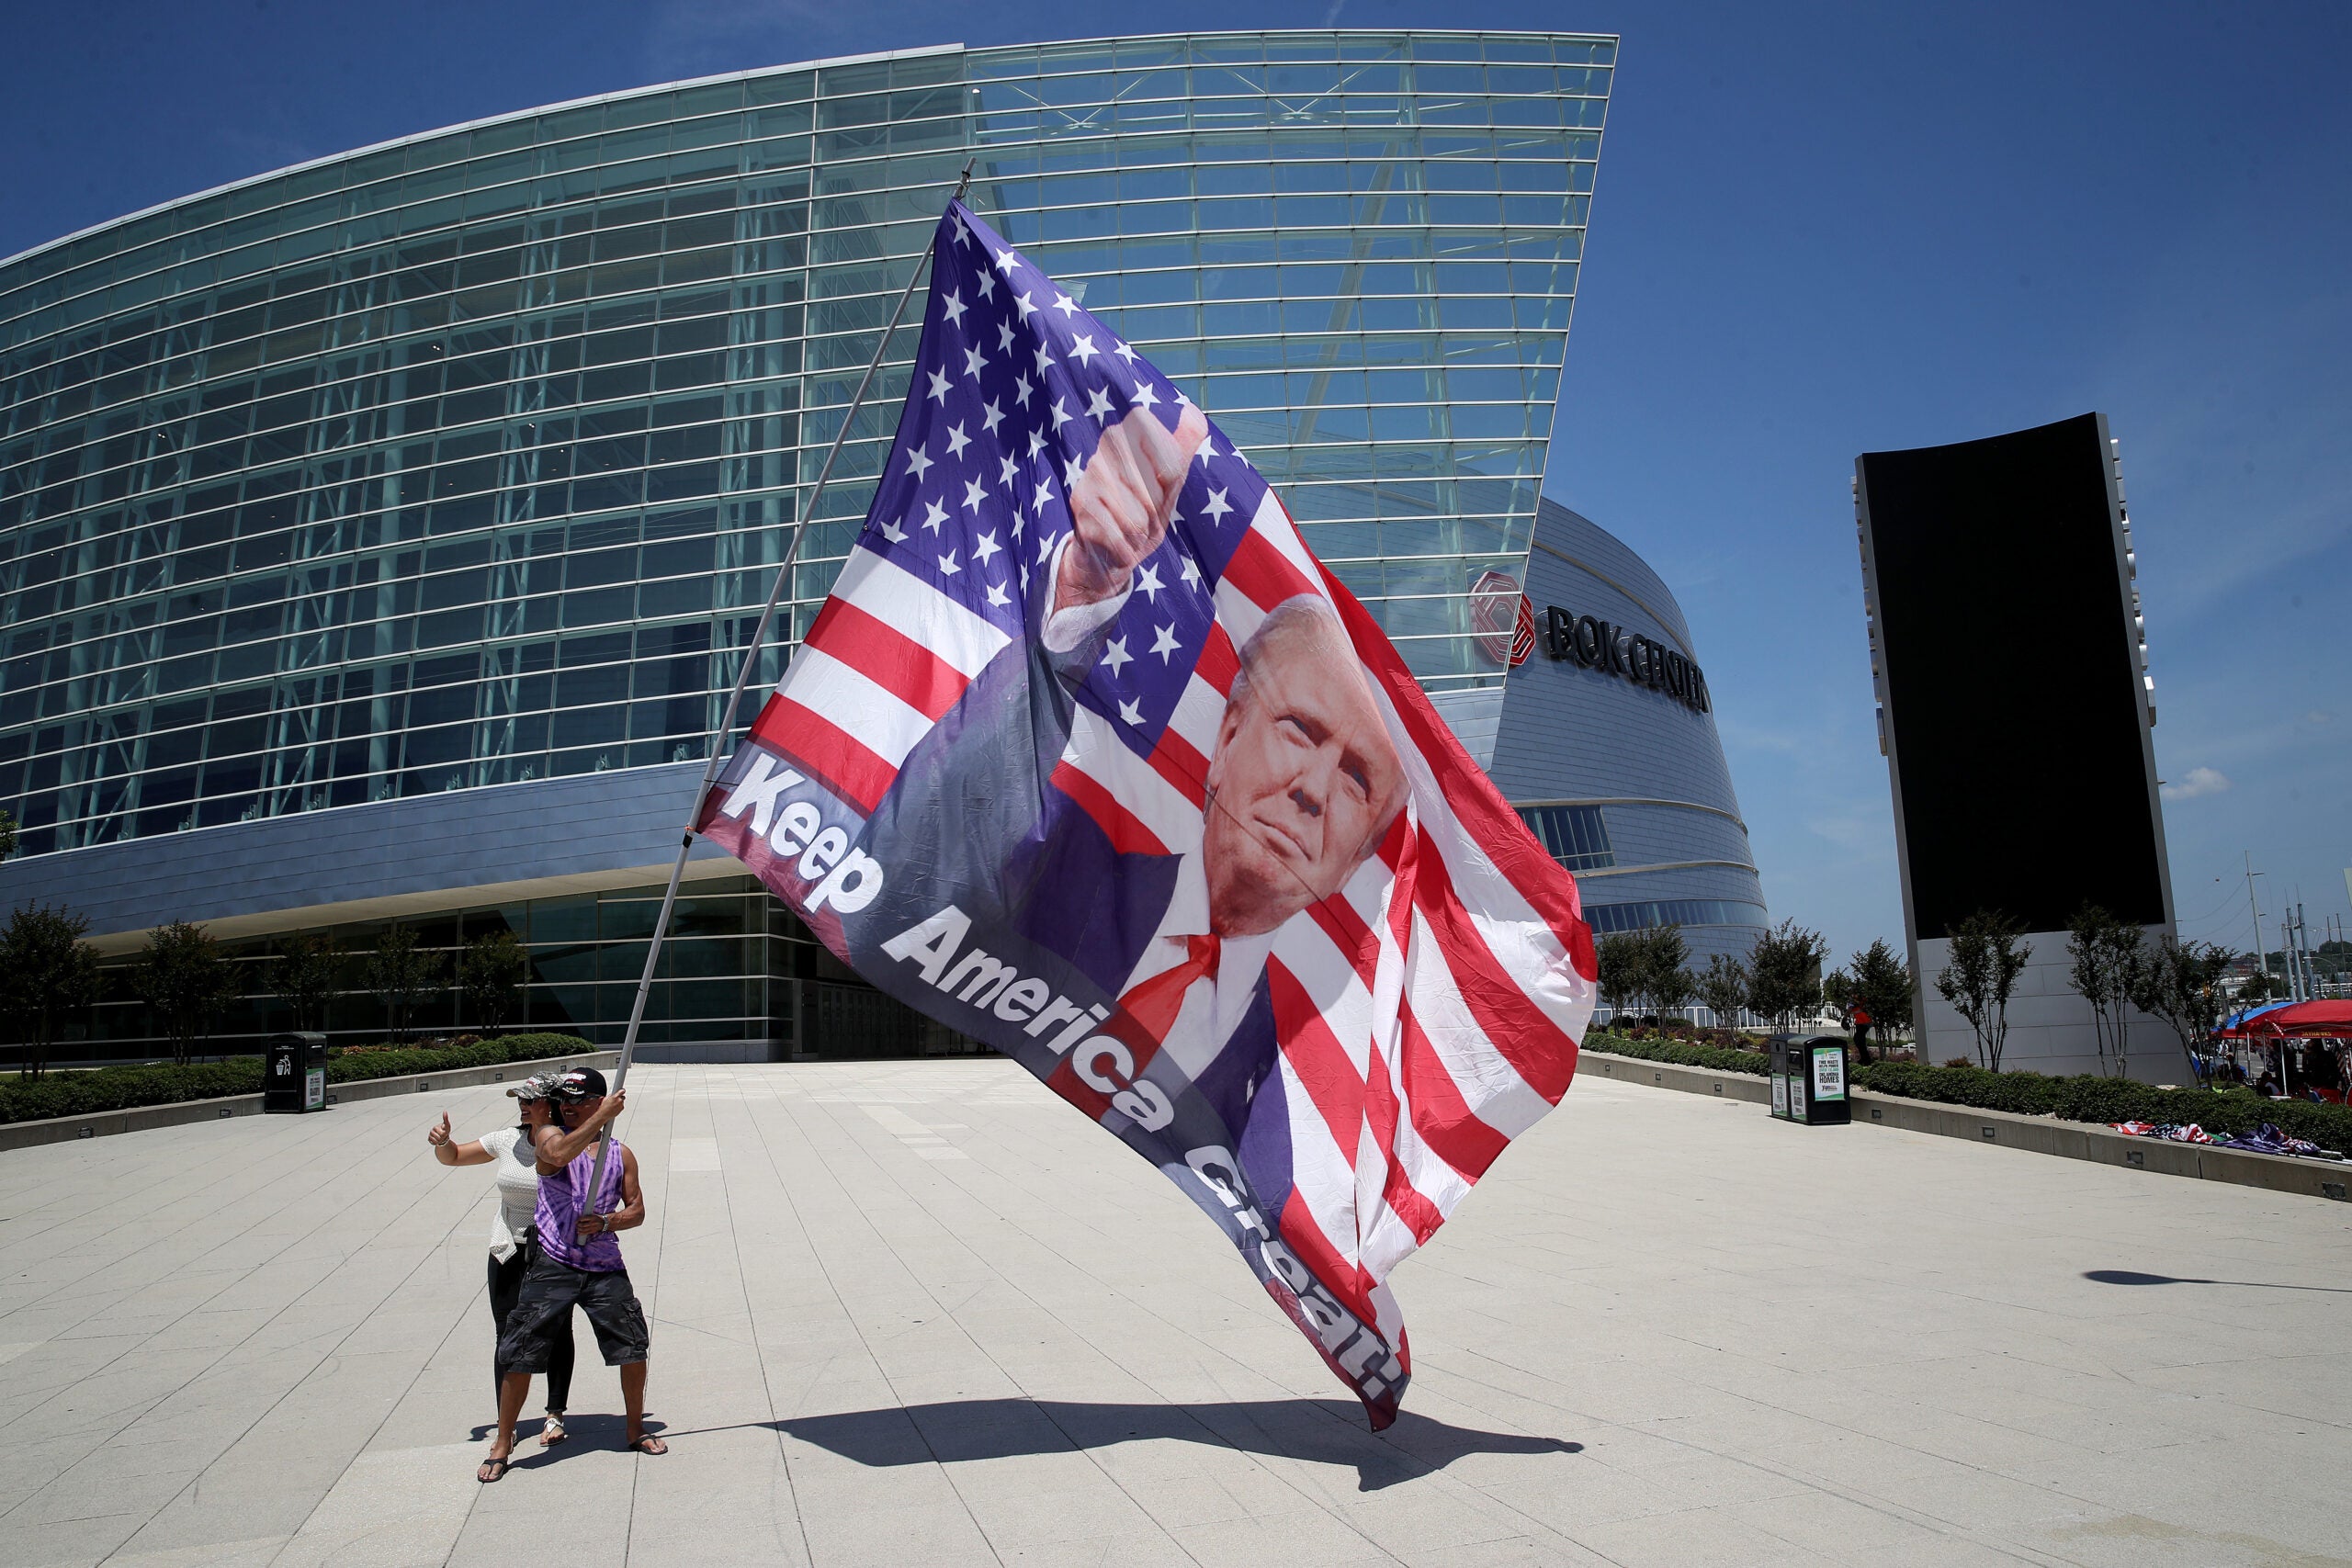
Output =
[
  {"x1": 1007, "y1": 403, "x2": 1412, "y2": 1128},
  {"x1": 695, "y1": 198, "x2": 1596, "y2": 1427}
]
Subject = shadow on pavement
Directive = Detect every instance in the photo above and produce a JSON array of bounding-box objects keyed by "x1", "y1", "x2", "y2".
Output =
[
  {"x1": 2086, "y1": 1269, "x2": 2352, "y2": 1294},
  {"x1": 763, "y1": 1396, "x2": 1579, "y2": 1492}
]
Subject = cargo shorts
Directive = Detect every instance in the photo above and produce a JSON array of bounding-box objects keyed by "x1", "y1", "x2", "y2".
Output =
[{"x1": 496, "y1": 1251, "x2": 650, "y2": 1369}]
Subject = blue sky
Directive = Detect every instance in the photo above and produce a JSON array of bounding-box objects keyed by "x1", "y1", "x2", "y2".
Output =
[{"x1": 4, "y1": 0, "x2": 2345, "y2": 964}]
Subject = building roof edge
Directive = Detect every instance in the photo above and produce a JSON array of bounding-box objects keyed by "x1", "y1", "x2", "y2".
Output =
[
  {"x1": 1527, "y1": 519, "x2": 1699, "y2": 662},
  {"x1": 0, "y1": 43, "x2": 971, "y2": 276},
  {"x1": 3, "y1": 28, "x2": 1621, "y2": 278}
]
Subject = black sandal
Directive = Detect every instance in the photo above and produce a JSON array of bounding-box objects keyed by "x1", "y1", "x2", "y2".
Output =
[
  {"x1": 478, "y1": 1454, "x2": 512, "y2": 1483},
  {"x1": 625, "y1": 1433, "x2": 668, "y2": 1455}
]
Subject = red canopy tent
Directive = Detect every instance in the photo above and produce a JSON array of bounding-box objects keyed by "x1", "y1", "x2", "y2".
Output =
[
  {"x1": 2211, "y1": 1000, "x2": 2350, "y2": 1102},
  {"x1": 2224, "y1": 998, "x2": 2352, "y2": 1038}
]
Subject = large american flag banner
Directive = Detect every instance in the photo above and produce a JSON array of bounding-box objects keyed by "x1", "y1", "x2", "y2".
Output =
[{"x1": 695, "y1": 199, "x2": 1596, "y2": 1427}]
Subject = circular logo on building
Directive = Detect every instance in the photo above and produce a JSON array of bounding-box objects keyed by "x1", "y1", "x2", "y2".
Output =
[{"x1": 1470, "y1": 570, "x2": 1535, "y2": 667}]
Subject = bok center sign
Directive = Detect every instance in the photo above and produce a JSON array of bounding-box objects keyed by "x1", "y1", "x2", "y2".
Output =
[
  {"x1": 1470, "y1": 570, "x2": 1536, "y2": 667},
  {"x1": 1542, "y1": 605, "x2": 1712, "y2": 714}
]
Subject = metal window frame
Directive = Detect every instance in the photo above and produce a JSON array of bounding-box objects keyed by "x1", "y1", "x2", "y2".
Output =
[{"x1": 1, "y1": 32, "x2": 1612, "y2": 856}]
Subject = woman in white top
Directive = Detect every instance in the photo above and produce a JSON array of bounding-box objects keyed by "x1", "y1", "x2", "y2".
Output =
[{"x1": 425, "y1": 1073, "x2": 577, "y2": 1445}]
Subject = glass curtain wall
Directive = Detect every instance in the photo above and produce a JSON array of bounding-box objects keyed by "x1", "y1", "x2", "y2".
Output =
[
  {"x1": 1516, "y1": 802, "x2": 1614, "y2": 872},
  {"x1": 0, "y1": 30, "x2": 1608, "y2": 863},
  {"x1": 1580, "y1": 897, "x2": 1771, "y2": 936},
  {"x1": 70, "y1": 874, "x2": 973, "y2": 1057}
]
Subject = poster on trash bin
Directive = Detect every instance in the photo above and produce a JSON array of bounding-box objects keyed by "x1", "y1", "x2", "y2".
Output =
[{"x1": 1813, "y1": 1045, "x2": 1846, "y2": 1100}]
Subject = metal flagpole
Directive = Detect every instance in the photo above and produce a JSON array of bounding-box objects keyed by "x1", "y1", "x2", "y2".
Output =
[{"x1": 579, "y1": 158, "x2": 975, "y2": 1214}]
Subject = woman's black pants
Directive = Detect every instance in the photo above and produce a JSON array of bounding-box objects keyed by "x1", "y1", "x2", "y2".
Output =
[{"x1": 489, "y1": 1241, "x2": 574, "y2": 1410}]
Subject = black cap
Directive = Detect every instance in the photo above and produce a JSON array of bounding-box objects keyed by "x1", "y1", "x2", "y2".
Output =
[{"x1": 551, "y1": 1066, "x2": 608, "y2": 1100}]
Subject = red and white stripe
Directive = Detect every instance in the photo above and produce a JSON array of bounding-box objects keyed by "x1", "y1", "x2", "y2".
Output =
[
  {"x1": 1046, "y1": 612, "x2": 1238, "y2": 852},
  {"x1": 1050, "y1": 703, "x2": 1203, "y2": 859},
  {"x1": 1201, "y1": 485, "x2": 1597, "y2": 1305},
  {"x1": 746, "y1": 547, "x2": 1013, "y2": 812}
]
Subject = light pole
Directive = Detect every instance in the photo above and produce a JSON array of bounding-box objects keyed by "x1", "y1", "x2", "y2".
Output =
[
  {"x1": 2290, "y1": 902, "x2": 2312, "y2": 1002},
  {"x1": 2244, "y1": 852, "x2": 2268, "y2": 987}
]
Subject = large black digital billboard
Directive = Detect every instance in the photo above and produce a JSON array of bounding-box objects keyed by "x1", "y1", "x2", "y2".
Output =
[{"x1": 1857, "y1": 412, "x2": 2171, "y2": 938}]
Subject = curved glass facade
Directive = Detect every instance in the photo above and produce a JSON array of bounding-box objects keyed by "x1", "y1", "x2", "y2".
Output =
[
  {"x1": 0, "y1": 31, "x2": 1609, "y2": 863},
  {"x1": 1491, "y1": 500, "x2": 1770, "y2": 969},
  {"x1": 1579, "y1": 898, "x2": 1772, "y2": 936}
]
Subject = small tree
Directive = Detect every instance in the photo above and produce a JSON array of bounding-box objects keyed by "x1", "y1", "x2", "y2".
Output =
[
  {"x1": 1697, "y1": 953, "x2": 1748, "y2": 1027},
  {"x1": 2065, "y1": 903, "x2": 2148, "y2": 1079},
  {"x1": 1820, "y1": 969, "x2": 1853, "y2": 1027},
  {"x1": 1848, "y1": 939, "x2": 1915, "y2": 1057},
  {"x1": 131, "y1": 921, "x2": 243, "y2": 1067},
  {"x1": 1935, "y1": 910, "x2": 2030, "y2": 1072},
  {"x1": 458, "y1": 931, "x2": 529, "y2": 1035},
  {"x1": 2133, "y1": 937, "x2": 2236, "y2": 1083},
  {"x1": 1595, "y1": 931, "x2": 1645, "y2": 1021},
  {"x1": 0, "y1": 807, "x2": 17, "y2": 860},
  {"x1": 268, "y1": 933, "x2": 342, "y2": 1033},
  {"x1": 2234, "y1": 969, "x2": 2285, "y2": 1004},
  {"x1": 0, "y1": 904, "x2": 101, "y2": 1078},
  {"x1": 363, "y1": 925, "x2": 442, "y2": 1044},
  {"x1": 1747, "y1": 919, "x2": 1830, "y2": 1031},
  {"x1": 1642, "y1": 925, "x2": 1694, "y2": 1020}
]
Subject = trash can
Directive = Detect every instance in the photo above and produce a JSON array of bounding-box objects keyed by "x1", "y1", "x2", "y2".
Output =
[
  {"x1": 265, "y1": 1033, "x2": 328, "y2": 1113},
  {"x1": 1770, "y1": 1035, "x2": 1850, "y2": 1126}
]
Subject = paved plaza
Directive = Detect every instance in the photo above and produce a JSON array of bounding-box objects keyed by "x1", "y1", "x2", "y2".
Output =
[{"x1": 1, "y1": 1059, "x2": 2347, "y2": 1568}]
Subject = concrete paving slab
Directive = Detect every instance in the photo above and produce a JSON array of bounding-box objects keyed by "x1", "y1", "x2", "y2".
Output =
[
  {"x1": 1, "y1": 1062, "x2": 2348, "y2": 1567},
  {"x1": 270, "y1": 1441, "x2": 482, "y2": 1568},
  {"x1": 3, "y1": 1515, "x2": 150, "y2": 1568},
  {"x1": 101, "y1": 1538, "x2": 289, "y2": 1568}
]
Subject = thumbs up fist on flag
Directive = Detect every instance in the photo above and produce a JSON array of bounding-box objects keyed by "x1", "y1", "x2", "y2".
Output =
[{"x1": 1057, "y1": 403, "x2": 1209, "y2": 613}]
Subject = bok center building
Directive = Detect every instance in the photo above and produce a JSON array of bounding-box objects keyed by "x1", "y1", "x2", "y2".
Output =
[
  {"x1": 0, "y1": 30, "x2": 1764, "y2": 1061},
  {"x1": 1493, "y1": 500, "x2": 1766, "y2": 969}
]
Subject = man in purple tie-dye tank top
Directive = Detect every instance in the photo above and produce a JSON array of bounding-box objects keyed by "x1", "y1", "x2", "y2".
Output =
[{"x1": 480, "y1": 1067, "x2": 663, "y2": 1483}]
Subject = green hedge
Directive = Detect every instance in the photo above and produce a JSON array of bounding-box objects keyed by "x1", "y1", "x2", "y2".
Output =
[
  {"x1": 0, "y1": 1033, "x2": 597, "y2": 1125},
  {"x1": 321, "y1": 1034, "x2": 595, "y2": 1085},
  {"x1": 1849, "y1": 1060, "x2": 2352, "y2": 1152},
  {"x1": 1583, "y1": 1034, "x2": 2352, "y2": 1154},
  {"x1": 1582, "y1": 1031, "x2": 1771, "y2": 1077}
]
